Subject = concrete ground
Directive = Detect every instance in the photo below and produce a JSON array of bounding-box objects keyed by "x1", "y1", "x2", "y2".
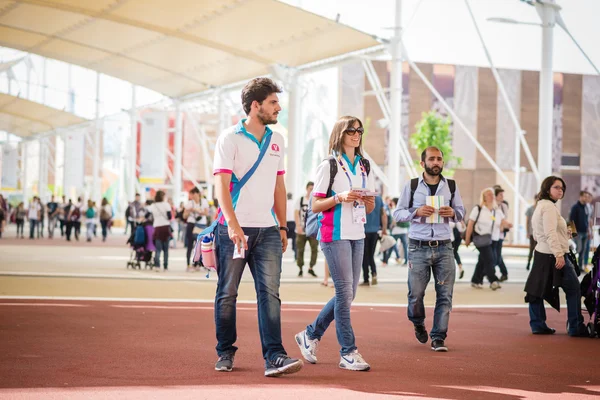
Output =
[{"x1": 0, "y1": 224, "x2": 537, "y2": 306}]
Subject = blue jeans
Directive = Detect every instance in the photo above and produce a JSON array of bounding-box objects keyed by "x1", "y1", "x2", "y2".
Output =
[
  {"x1": 407, "y1": 242, "x2": 456, "y2": 340},
  {"x1": 29, "y1": 219, "x2": 38, "y2": 239},
  {"x1": 492, "y1": 239, "x2": 508, "y2": 276},
  {"x1": 214, "y1": 225, "x2": 285, "y2": 363},
  {"x1": 306, "y1": 239, "x2": 364, "y2": 355},
  {"x1": 575, "y1": 233, "x2": 589, "y2": 269},
  {"x1": 154, "y1": 239, "x2": 169, "y2": 269},
  {"x1": 528, "y1": 260, "x2": 585, "y2": 335}
]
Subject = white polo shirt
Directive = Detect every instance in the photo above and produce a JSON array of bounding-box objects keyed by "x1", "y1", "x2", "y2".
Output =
[
  {"x1": 469, "y1": 205, "x2": 505, "y2": 241},
  {"x1": 312, "y1": 154, "x2": 375, "y2": 242},
  {"x1": 213, "y1": 119, "x2": 285, "y2": 228}
]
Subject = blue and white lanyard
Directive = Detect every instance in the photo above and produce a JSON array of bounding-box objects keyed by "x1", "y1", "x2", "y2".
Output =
[{"x1": 337, "y1": 155, "x2": 366, "y2": 190}]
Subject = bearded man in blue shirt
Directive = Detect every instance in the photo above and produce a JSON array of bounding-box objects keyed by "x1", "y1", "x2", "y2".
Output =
[{"x1": 393, "y1": 146, "x2": 465, "y2": 352}]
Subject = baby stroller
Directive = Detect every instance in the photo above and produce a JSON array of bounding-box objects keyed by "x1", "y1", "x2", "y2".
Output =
[
  {"x1": 581, "y1": 246, "x2": 600, "y2": 338},
  {"x1": 126, "y1": 223, "x2": 154, "y2": 270}
]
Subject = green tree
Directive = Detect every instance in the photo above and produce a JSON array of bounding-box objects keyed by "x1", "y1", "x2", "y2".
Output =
[{"x1": 410, "y1": 111, "x2": 462, "y2": 176}]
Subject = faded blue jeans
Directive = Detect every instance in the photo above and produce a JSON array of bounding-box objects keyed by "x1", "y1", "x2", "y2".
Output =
[
  {"x1": 407, "y1": 241, "x2": 456, "y2": 341},
  {"x1": 214, "y1": 224, "x2": 286, "y2": 363},
  {"x1": 306, "y1": 239, "x2": 364, "y2": 355}
]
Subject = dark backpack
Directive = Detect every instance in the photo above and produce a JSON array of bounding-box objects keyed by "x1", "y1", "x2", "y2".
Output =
[
  {"x1": 408, "y1": 177, "x2": 456, "y2": 209},
  {"x1": 305, "y1": 156, "x2": 371, "y2": 238}
]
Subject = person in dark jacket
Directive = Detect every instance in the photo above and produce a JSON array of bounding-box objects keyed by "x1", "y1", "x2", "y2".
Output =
[
  {"x1": 569, "y1": 191, "x2": 590, "y2": 272},
  {"x1": 525, "y1": 176, "x2": 587, "y2": 336}
]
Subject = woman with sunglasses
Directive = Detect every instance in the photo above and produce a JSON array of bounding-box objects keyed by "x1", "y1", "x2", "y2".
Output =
[
  {"x1": 525, "y1": 176, "x2": 587, "y2": 336},
  {"x1": 295, "y1": 116, "x2": 376, "y2": 371}
]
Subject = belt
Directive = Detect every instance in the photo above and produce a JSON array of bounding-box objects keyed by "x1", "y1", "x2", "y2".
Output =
[{"x1": 409, "y1": 239, "x2": 451, "y2": 247}]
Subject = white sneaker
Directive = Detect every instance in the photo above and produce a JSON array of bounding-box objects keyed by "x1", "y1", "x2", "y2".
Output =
[
  {"x1": 490, "y1": 281, "x2": 501, "y2": 290},
  {"x1": 339, "y1": 350, "x2": 370, "y2": 371},
  {"x1": 295, "y1": 330, "x2": 319, "y2": 364}
]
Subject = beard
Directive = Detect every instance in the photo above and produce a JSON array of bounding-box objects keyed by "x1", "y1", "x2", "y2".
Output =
[
  {"x1": 424, "y1": 164, "x2": 443, "y2": 176},
  {"x1": 257, "y1": 107, "x2": 278, "y2": 125}
]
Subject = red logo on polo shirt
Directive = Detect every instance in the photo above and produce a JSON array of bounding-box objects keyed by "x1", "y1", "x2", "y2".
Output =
[{"x1": 271, "y1": 144, "x2": 280, "y2": 152}]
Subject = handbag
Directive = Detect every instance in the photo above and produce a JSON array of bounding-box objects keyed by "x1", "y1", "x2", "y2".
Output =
[
  {"x1": 472, "y1": 206, "x2": 495, "y2": 249},
  {"x1": 379, "y1": 234, "x2": 396, "y2": 252},
  {"x1": 191, "y1": 133, "x2": 273, "y2": 268}
]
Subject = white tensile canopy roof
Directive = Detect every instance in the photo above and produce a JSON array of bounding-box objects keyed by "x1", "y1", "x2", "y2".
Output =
[
  {"x1": 0, "y1": 93, "x2": 87, "y2": 138},
  {"x1": 0, "y1": 0, "x2": 380, "y2": 98}
]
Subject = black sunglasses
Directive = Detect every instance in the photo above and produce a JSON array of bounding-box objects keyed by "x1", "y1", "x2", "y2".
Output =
[{"x1": 344, "y1": 127, "x2": 364, "y2": 136}]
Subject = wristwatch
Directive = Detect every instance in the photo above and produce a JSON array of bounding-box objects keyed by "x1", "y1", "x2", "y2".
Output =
[{"x1": 279, "y1": 226, "x2": 289, "y2": 233}]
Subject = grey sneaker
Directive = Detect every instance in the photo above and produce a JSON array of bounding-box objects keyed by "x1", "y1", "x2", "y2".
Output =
[
  {"x1": 295, "y1": 330, "x2": 319, "y2": 364},
  {"x1": 215, "y1": 353, "x2": 234, "y2": 372},
  {"x1": 264, "y1": 355, "x2": 303, "y2": 377}
]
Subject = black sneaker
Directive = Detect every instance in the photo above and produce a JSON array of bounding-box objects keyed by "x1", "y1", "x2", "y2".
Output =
[
  {"x1": 431, "y1": 339, "x2": 448, "y2": 352},
  {"x1": 215, "y1": 353, "x2": 235, "y2": 372},
  {"x1": 499, "y1": 275, "x2": 508, "y2": 282},
  {"x1": 264, "y1": 355, "x2": 303, "y2": 377},
  {"x1": 414, "y1": 325, "x2": 428, "y2": 344},
  {"x1": 298, "y1": 269, "x2": 303, "y2": 277},
  {"x1": 308, "y1": 268, "x2": 317, "y2": 278}
]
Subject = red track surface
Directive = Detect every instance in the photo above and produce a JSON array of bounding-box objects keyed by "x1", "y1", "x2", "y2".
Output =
[{"x1": 0, "y1": 299, "x2": 599, "y2": 399}]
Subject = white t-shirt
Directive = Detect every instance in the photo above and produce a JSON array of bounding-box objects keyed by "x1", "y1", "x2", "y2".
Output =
[
  {"x1": 213, "y1": 120, "x2": 285, "y2": 228},
  {"x1": 296, "y1": 195, "x2": 310, "y2": 231},
  {"x1": 312, "y1": 155, "x2": 375, "y2": 242},
  {"x1": 469, "y1": 205, "x2": 505, "y2": 241},
  {"x1": 28, "y1": 203, "x2": 41, "y2": 220},
  {"x1": 286, "y1": 198, "x2": 295, "y2": 222},
  {"x1": 185, "y1": 198, "x2": 209, "y2": 225},
  {"x1": 149, "y1": 201, "x2": 172, "y2": 227}
]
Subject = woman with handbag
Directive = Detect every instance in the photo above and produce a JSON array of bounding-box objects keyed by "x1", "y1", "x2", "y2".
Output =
[
  {"x1": 524, "y1": 176, "x2": 587, "y2": 336},
  {"x1": 465, "y1": 187, "x2": 508, "y2": 290}
]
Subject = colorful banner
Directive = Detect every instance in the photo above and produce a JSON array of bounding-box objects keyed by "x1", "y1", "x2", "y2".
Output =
[
  {"x1": 139, "y1": 111, "x2": 167, "y2": 184},
  {"x1": 1, "y1": 143, "x2": 19, "y2": 190}
]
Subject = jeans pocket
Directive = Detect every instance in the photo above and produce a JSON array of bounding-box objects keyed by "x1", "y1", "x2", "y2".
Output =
[{"x1": 408, "y1": 245, "x2": 417, "y2": 252}]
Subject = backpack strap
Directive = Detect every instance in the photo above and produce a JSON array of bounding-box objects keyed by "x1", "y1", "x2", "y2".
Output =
[
  {"x1": 362, "y1": 158, "x2": 371, "y2": 176},
  {"x1": 326, "y1": 156, "x2": 338, "y2": 197},
  {"x1": 408, "y1": 178, "x2": 419, "y2": 209},
  {"x1": 447, "y1": 178, "x2": 456, "y2": 208},
  {"x1": 196, "y1": 133, "x2": 273, "y2": 240}
]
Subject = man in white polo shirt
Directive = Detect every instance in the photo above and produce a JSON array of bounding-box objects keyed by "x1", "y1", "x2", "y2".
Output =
[{"x1": 212, "y1": 77, "x2": 303, "y2": 378}]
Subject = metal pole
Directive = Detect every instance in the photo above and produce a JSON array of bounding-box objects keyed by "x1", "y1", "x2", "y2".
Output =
[
  {"x1": 402, "y1": 43, "x2": 528, "y2": 205},
  {"x1": 38, "y1": 138, "x2": 47, "y2": 201},
  {"x1": 537, "y1": 0, "x2": 556, "y2": 179},
  {"x1": 173, "y1": 102, "x2": 183, "y2": 205},
  {"x1": 514, "y1": 131, "x2": 522, "y2": 243},
  {"x1": 464, "y1": 0, "x2": 540, "y2": 186},
  {"x1": 387, "y1": 0, "x2": 403, "y2": 196},
  {"x1": 129, "y1": 85, "x2": 137, "y2": 202},
  {"x1": 92, "y1": 72, "x2": 101, "y2": 202}
]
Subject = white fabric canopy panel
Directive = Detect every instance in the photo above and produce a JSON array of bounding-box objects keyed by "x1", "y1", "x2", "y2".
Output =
[
  {"x1": 0, "y1": 0, "x2": 379, "y2": 97},
  {"x1": 0, "y1": 93, "x2": 87, "y2": 137}
]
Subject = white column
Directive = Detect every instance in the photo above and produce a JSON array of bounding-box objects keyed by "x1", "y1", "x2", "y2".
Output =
[
  {"x1": 173, "y1": 102, "x2": 183, "y2": 205},
  {"x1": 387, "y1": 0, "x2": 403, "y2": 197},
  {"x1": 92, "y1": 72, "x2": 101, "y2": 201},
  {"x1": 513, "y1": 131, "x2": 522, "y2": 244},
  {"x1": 537, "y1": 1, "x2": 556, "y2": 179},
  {"x1": 128, "y1": 85, "x2": 137, "y2": 202},
  {"x1": 287, "y1": 75, "x2": 302, "y2": 196},
  {"x1": 22, "y1": 142, "x2": 29, "y2": 207}
]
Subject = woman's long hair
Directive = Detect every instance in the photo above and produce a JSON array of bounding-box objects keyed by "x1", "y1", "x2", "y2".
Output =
[{"x1": 328, "y1": 116, "x2": 364, "y2": 157}]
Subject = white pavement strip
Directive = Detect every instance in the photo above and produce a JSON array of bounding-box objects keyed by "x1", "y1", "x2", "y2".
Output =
[
  {"x1": 0, "y1": 296, "x2": 530, "y2": 309},
  {"x1": 0, "y1": 303, "x2": 86, "y2": 307},
  {"x1": 0, "y1": 271, "x2": 529, "y2": 284}
]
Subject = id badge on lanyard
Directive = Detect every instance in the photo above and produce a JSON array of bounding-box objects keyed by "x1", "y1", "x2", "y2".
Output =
[{"x1": 337, "y1": 156, "x2": 367, "y2": 225}]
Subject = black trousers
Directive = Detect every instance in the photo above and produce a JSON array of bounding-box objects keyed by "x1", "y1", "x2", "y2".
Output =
[
  {"x1": 471, "y1": 244, "x2": 498, "y2": 284},
  {"x1": 362, "y1": 232, "x2": 380, "y2": 282}
]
